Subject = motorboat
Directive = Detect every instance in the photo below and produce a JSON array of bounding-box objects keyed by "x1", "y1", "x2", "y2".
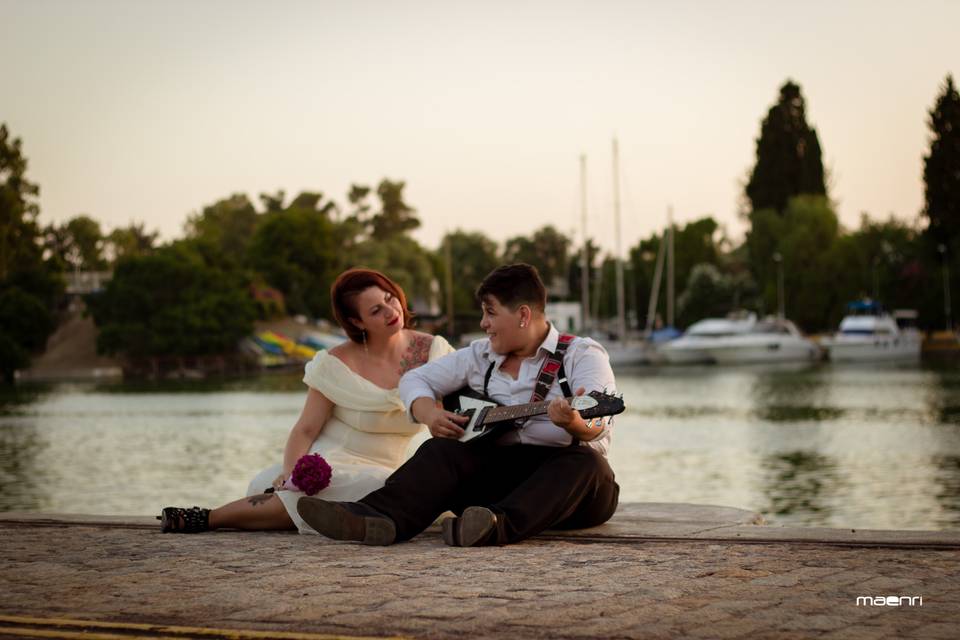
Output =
[
  {"x1": 658, "y1": 313, "x2": 758, "y2": 364},
  {"x1": 697, "y1": 316, "x2": 821, "y2": 365},
  {"x1": 820, "y1": 301, "x2": 921, "y2": 362},
  {"x1": 598, "y1": 335, "x2": 664, "y2": 367}
]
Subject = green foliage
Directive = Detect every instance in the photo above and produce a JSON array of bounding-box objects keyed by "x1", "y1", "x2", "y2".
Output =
[
  {"x1": 503, "y1": 225, "x2": 570, "y2": 291},
  {"x1": 43, "y1": 214, "x2": 107, "y2": 271},
  {"x1": 183, "y1": 193, "x2": 259, "y2": 268},
  {"x1": 90, "y1": 246, "x2": 256, "y2": 359},
  {"x1": 370, "y1": 179, "x2": 420, "y2": 239},
  {"x1": 0, "y1": 286, "x2": 55, "y2": 382},
  {"x1": 0, "y1": 124, "x2": 61, "y2": 382},
  {"x1": 246, "y1": 207, "x2": 338, "y2": 318},
  {"x1": 749, "y1": 195, "x2": 846, "y2": 330},
  {"x1": 676, "y1": 264, "x2": 737, "y2": 328},
  {"x1": 105, "y1": 222, "x2": 158, "y2": 264},
  {"x1": 626, "y1": 217, "x2": 726, "y2": 329},
  {"x1": 438, "y1": 230, "x2": 501, "y2": 315},
  {"x1": 746, "y1": 81, "x2": 827, "y2": 214},
  {"x1": 350, "y1": 235, "x2": 437, "y2": 311},
  {"x1": 923, "y1": 74, "x2": 960, "y2": 246}
]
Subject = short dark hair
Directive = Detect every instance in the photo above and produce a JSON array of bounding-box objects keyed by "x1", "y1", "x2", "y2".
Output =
[
  {"x1": 331, "y1": 268, "x2": 414, "y2": 343},
  {"x1": 475, "y1": 263, "x2": 547, "y2": 313}
]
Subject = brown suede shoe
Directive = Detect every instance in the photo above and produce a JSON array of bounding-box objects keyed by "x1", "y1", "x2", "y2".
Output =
[
  {"x1": 441, "y1": 506, "x2": 498, "y2": 547},
  {"x1": 296, "y1": 498, "x2": 396, "y2": 546}
]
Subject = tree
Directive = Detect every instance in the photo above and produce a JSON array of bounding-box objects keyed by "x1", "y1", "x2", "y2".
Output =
[
  {"x1": 183, "y1": 193, "x2": 259, "y2": 267},
  {"x1": 90, "y1": 246, "x2": 256, "y2": 360},
  {"x1": 105, "y1": 222, "x2": 158, "y2": 264},
  {"x1": 246, "y1": 207, "x2": 339, "y2": 318},
  {"x1": 259, "y1": 190, "x2": 286, "y2": 213},
  {"x1": 0, "y1": 124, "x2": 61, "y2": 382},
  {"x1": 0, "y1": 287, "x2": 55, "y2": 380},
  {"x1": 503, "y1": 225, "x2": 570, "y2": 292},
  {"x1": 676, "y1": 264, "x2": 735, "y2": 328},
  {"x1": 351, "y1": 235, "x2": 437, "y2": 313},
  {"x1": 923, "y1": 74, "x2": 960, "y2": 246},
  {"x1": 748, "y1": 195, "x2": 848, "y2": 331},
  {"x1": 437, "y1": 230, "x2": 501, "y2": 316},
  {"x1": 745, "y1": 80, "x2": 827, "y2": 214},
  {"x1": 370, "y1": 179, "x2": 420, "y2": 238},
  {"x1": 43, "y1": 215, "x2": 107, "y2": 271},
  {"x1": 625, "y1": 217, "x2": 727, "y2": 329}
]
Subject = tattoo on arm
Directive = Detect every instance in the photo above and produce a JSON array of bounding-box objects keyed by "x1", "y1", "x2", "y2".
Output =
[{"x1": 399, "y1": 335, "x2": 432, "y2": 375}]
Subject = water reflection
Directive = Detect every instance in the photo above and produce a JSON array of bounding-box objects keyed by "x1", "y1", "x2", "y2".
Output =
[
  {"x1": 760, "y1": 450, "x2": 842, "y2": 521},
  {"x1": 0, "y1": 423, "x2": 51, "y2": 511},
  {"x1": 3, "y1": 365, "x2": 960, "y2": 529},
  {"x1": 0, "y1": 385, "x2": 47, "y2": 416},
  {"x1": 922, "y1": 365, "x2": 960, "y2": 425},
  {"x1": 748, "y1": 364, "x2": 839, "y2": 423},
  {"x1": 933, "y1": 455, "x2": 960, "y2": 527}
]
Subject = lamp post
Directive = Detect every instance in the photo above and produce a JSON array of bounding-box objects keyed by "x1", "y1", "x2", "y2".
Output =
[
  {"x1": 939, "y1": 244, "x2": 952, "y2": 332},
  {"x1": 773, "y1": 252, "x2": 785, "y2": 320}
]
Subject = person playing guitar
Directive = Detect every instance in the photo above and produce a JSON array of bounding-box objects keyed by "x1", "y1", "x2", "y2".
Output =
[{"x1": 297, "y1": 263, "x2": 621, "y2": 547}]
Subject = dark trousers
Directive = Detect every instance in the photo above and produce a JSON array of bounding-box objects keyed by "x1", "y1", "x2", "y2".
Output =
[{"x1": 360, "y1": 437, "x2": 620, "y2": 544}]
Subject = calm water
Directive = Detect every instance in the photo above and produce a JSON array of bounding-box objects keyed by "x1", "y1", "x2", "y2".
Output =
[{"x1": 2, "y1": 363, "x2": 960, "y2": 531}]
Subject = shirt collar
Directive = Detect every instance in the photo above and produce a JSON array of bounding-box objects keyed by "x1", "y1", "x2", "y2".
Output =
[
  {"x1": 482, "y1": 322, "x2": 560, "y2": 364},
  {"x1": 538, "y1": 322, "x2": 561, "y2": 356}
]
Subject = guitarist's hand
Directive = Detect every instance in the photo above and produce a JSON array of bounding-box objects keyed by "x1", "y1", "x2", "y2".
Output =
[
  {"x1": 548, "y1": 387, "x2": 589, "y2": 436},
  {"x1": 412, "y1": 397, "x2": 468, "y2": 439}
]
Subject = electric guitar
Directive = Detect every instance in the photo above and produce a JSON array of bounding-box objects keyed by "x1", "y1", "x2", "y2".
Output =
[{"x1": 442, "y1": 390, "x2": 625, "y2": 443}]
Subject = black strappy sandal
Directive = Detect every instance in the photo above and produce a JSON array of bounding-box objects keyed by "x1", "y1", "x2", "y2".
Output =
[{"x1": 157, "y1": 506, "x2": 211, "y2": 533}]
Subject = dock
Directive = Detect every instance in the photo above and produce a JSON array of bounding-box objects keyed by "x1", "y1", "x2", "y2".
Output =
[{"x1": 2, "y1": 503, "x2": 958, "y2": 639}]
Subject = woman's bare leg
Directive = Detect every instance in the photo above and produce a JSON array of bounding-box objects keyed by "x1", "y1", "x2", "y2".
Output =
[{"x1": 208, "y1": 493, "x2": 296, "y2": 531}]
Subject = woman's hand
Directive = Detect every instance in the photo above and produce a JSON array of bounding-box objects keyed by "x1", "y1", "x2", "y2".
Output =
[
  {"x1": 272, "y1": 473, "x2": 289, "y2": 491},
  {"x1": 412, "y1": 397, "x2": 468, "y2": 439}
]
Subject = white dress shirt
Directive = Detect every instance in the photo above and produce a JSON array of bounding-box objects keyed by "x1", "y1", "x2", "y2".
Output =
[{"x1": 399, "y1": 323, "x2": 616, "y2": 457}]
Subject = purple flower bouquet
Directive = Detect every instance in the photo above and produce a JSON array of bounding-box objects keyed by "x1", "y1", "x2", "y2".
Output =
[{"x1": 282, "y1": 453, "x2": 332, "y2": 496}]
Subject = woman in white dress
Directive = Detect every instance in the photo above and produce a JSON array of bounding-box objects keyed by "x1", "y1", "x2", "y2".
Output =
[{"x1": 159, "y1": 268, "x2": 454, "y2": 533}]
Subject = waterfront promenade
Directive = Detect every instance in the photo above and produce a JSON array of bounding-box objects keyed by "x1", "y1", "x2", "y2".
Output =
[{"x1": 1, "y1": 503, "x2": 958, "y2": 639}]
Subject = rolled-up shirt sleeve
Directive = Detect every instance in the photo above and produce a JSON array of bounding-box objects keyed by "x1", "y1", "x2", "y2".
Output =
[
  {"x1": 399, "y1": 346, "x2": 476, "y2": 422},
  {"x1": 565, "y1": 338, "x2": 617, "y2": 452}
]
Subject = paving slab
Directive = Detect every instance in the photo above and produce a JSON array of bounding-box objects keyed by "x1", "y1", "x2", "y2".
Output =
[{"x1": 2, "y1": 503, "x2": 959, "y2": 639}]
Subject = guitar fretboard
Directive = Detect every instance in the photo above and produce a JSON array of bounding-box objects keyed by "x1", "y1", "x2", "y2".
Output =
[{"x1": 482, "y1": 400, "x2": 561, "y2": 425}]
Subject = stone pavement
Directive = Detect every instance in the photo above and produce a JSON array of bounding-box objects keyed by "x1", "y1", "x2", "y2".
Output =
[{"x1": 1, "y1": 504, "x2": 958, "y2": 640}]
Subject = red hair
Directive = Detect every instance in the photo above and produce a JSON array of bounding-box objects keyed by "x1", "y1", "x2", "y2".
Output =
[{"x1": 331, "y1": 268, "x2": 414, "y2": 343}]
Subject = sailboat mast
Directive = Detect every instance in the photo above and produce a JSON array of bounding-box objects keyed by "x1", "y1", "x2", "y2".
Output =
[
  {"x1": 645, "y1": 226, "x2": 667, "y2": 336},
  {"x1": 613, "y1": 138, "x2": 626, "y2": 345},
  {"x1": 667, "y1": 205, "x2": 675, "y2": 328},
  {"x1": 579, "y1": 154, "x2": 590, "y2": 334},
  {"x1": 444, "y1": 233, "x2": 455, "y2": 336}
]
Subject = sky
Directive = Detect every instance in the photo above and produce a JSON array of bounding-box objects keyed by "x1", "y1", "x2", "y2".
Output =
[{"x1": 3, "y1": 0, "x2": 958, "y2": 257}]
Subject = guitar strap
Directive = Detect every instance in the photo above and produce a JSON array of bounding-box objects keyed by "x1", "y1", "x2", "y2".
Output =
[
  {"x1": 475, "y1": 333, "x2": 575, "y2": 433},
  {"x1": 481, "y1": 333, "x2": 575, "y2": 401},
  {"x1": 531, "y1": 333, "x2": 575, "y2": 402}
]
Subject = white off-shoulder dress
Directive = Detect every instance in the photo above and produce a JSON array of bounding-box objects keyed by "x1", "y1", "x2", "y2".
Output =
[{"x1": 245, "y1": 335, "x2": 455, "y2": 534}]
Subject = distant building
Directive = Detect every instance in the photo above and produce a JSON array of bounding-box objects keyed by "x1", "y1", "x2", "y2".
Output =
[
  {"x1": 547, "y1": 301, "x2": 582, "y2": 334},
  {"x1": 65, "y1": 271, "x2": 112, "y2": 295}
]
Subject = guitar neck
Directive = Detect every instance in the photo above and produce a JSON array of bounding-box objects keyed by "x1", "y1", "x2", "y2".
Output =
[{"x1": 481, "y1": 400, "x2": 557, "y2": 425}]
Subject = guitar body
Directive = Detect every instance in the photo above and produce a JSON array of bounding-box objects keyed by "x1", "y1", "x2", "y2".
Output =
[
  {"x1": 442, "y1": 388, "x2": 626, "y2": 444},
  {"x1": 442, "y1": 387, "x2": 502, "y2": 443}
]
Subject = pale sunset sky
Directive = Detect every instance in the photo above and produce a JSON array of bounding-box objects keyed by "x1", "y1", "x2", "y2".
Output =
[{"x1": 3, "y1": 0, "x2": 958, "y2": 256}]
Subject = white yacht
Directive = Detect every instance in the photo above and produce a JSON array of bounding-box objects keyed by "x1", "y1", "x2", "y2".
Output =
[
  {"x1": 699, "y1": 317, "x2": 821, "y2": 364},
  {"x1": 658, "y1": 313, "x2": 758, "y2": 364},
  {"x1": 821, "y1": 303, "x2": 922, "y2": 362}
]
